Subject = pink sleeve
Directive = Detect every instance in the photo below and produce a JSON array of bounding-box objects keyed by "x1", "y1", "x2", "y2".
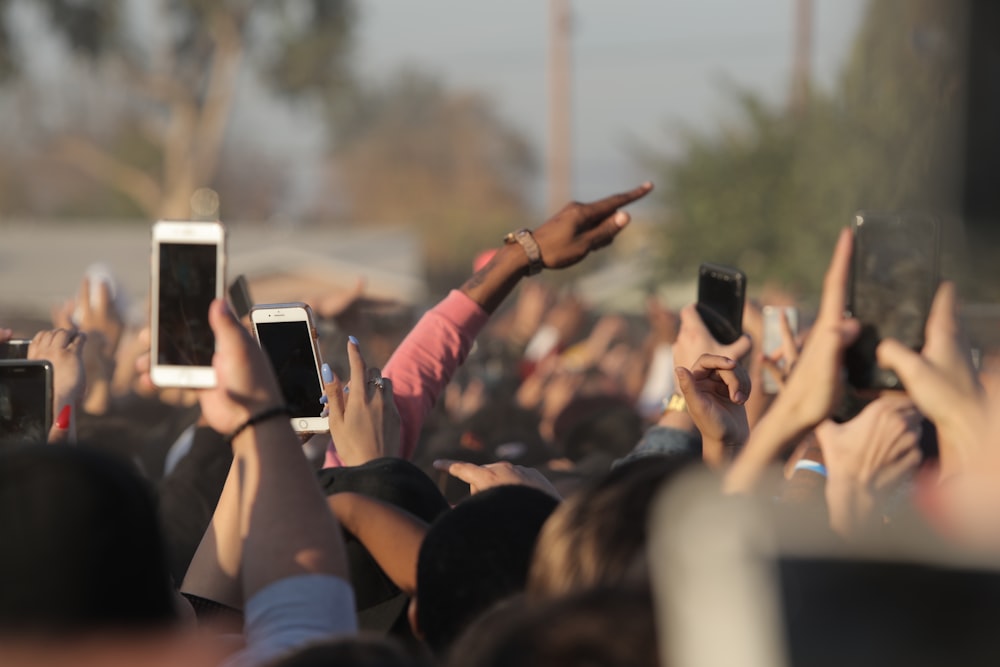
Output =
[{"x1": 323, "y1": 290, "x2": 489, "y2": 467}]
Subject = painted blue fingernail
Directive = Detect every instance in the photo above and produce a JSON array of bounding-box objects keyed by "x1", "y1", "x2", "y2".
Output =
[
  {"x1": 343, "y1": 386, "x2": 350, "y2": 394},
  {"x1": 319, "y1": 394, "x2": 328, "y2": 405},
  {"x1": 321, "y1": 363, "x2": 334, "y2": 383},
  {"x1": 348, "y1": 335, "x2": 359, "y2": 346}
]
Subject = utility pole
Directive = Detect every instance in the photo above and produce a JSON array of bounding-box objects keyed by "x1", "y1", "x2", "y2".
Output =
[
  {"x1": 790, "y1": 0, "x2": 813, "y2": 115},
  {"x1": 548, "y1": 0, "x2": 572, "y2": 213}
]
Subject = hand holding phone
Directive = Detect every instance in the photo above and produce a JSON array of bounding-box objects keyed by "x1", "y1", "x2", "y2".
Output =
[
  {"x1": 251, "y1": 303, "x2": 328, "y2": 434},
  {"x1": 150, "y1": 221, "x2": 226, "y2": 388},
  {"x1": 696, "y1": 263, "x2": 747, "y2": 345}
]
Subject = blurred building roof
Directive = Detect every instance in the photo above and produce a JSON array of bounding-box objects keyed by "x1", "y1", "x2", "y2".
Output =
[{"x1": 0, "y1": 221, "x2": 427, "y2": 326}]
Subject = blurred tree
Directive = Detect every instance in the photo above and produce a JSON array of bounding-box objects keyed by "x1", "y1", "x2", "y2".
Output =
[
  {"x1": 646, "y1": 0, "x2": 965, "y2": 298},
  {"x1": 326, "y1": 69, "x2": 537, "y2": 290},
  {"x1": 0, "y1": 0, "x2": 356, "y2": 219}
]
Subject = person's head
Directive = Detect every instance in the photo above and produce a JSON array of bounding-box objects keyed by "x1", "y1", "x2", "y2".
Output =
[
  {"x1": 270, "y1": 635, "x2": 428, "y2": 667},
  {"x1": 447, "y1": 587, "x2": 659, "y2": 667},
  {"x1": 412, "y1": 485, "x2": 559, "y2": 655},
  {"x1": 0, "y1": 444, "x2": 177, "y2": 637},
  {"x1": 528, "y1": 455, "x2": 692, "y2": 598}
]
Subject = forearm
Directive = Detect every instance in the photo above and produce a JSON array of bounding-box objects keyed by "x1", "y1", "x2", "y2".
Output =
[
  {"x1": 824, "y1": 478, "x2": 877, "y2": 539},
  {"x1": 724, "y1": 403, "x2": 811, "y2": 495},
  {"x1": 328, "y1": 493, "x2": 427, "y2": 595},
  {"x1": 234, "y1": 419, "x2": 349, "y2": 600},
  {"x1": 460, "y1": 242, "x2": 531, "y2": 313},
  {"x1": 380, "y1": 290, "x2": 489, "y2": 461}
]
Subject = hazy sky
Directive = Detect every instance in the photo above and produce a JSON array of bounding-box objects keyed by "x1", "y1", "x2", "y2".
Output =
[{"x1": 352, "y1": 0, "x2": 868, "y2": 209}]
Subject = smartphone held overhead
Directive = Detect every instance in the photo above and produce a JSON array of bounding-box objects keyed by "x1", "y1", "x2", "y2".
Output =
[
  {"x1": 845, "y1": 212, "x2": 940, "y2": 391},
  {"x1": 149, "y1": 220, "x2": 227, "y2": 388},
  {"x1": 251, "y1": 303, "x2": 329, "y2": 434},
  {"x1": 696, "y1": 263, "x2": 747, "y2": 345}
]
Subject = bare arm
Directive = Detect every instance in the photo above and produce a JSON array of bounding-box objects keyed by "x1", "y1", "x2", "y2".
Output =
[{"x1": 327, "y1": 492, "x2": 428, "y2": 595}]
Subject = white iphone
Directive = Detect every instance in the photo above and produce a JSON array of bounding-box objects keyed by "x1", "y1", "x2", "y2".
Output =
[
  {"x1": 761, "y1": 305, "x2": 799, "y2": 395},
  {"x1": 250, "y1": 303, "x2": 329, "y2": 434},
  {"x1": 150, "y1": 220, "x2": 227, "y2": 388}
]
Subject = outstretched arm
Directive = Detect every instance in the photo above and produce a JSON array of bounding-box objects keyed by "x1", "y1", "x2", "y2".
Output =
[{"x1": 362, "y1": 182, "x2": 654, "y2": 464}]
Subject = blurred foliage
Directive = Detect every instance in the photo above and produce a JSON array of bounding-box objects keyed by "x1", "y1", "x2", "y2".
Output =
[
  {"x1": 328, "y1": 69, "x2": 538, "y2": 291},
  {"x1": 646, "y1": 0, "x2": 967, "y2": 300},
  {"x1": 0, "y1": 0, "x2": 357, "y2": 220}
]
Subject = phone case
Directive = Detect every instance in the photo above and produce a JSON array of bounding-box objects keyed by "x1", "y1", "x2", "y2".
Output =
[
  {"x1": 697, "y1": 263, "x2": 747, "y2": 345},
  {"x1": 845, "y1": 212, "x2": 940, "y2": 390}
]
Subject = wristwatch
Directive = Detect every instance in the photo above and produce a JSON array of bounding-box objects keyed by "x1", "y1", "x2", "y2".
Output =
[
  {"x1": 662, "y1": 394, "x2": 687, "y2": 413},
  {"x1": 504, "y1": 228, "x2": 544, "y2": 276}
]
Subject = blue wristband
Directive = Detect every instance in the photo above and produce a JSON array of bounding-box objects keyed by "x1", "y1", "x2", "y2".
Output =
[{"x1": 793, "y1": 460, "x2": 827, "y2": 478}]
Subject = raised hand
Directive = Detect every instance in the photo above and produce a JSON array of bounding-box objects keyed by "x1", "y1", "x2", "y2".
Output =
[
  {"x1": 195, "y1": 300, "x2": 285, "y2": 435},
  {"x1": 725, "y1": 229, "x2": 862, "y2": 494},
  {"x1": 531, "y1": 182, "x2": 653, "y2": 269},
  {"x1": 876, "y1": 281, "x2": 986, "y2": 480},
  {"x1": 768, "y1": 228, "x2": 860, "y2": 430},
  {"x1": 673, "y1": 304, "x2": 752, "y2": 372},
  {"x1": 433, "y1": 459, "x2": 561, "y2": 499},
  {"x1": 816, "y1": 395, "x2": 923, "y2": 537},
  {"x1": 322, "y1": 337, "x2": 401, "y2": 467},
  {"x1": 28, "y1": 328, "x2": 86, "y2": 420},
  {"x1": 674, "y1": 353, "x2": 751, "y2": 468}
]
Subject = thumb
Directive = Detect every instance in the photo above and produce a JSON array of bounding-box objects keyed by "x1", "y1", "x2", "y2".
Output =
[
  {"x1": 876, "y1": 338, "x2": 929, "y2": 389},
  {"x1": 208, "y1": 299, "x2": 251, "y2": 352}
]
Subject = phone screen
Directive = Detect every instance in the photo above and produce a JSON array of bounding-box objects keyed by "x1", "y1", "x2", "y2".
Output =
[
  {"x1": 847, "y1": 213, "x2": 939, "y2": 389},
  {"x1": 157, "y1": 242, "x2": 218, "y2": 367},
  {"x1": 697, "y1": 264, "x2": 746, "y2": 344},
  {"x1": 0, "y1": 362, "x2": 51, "y2": 446},
  {"x1": 255, "y1": 321, "x2": 323, "y2": 419}
]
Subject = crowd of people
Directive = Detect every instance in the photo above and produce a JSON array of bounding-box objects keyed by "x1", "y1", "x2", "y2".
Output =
[{"x1": 3, "y1": 179, "x2": 1000, "y2": 666}]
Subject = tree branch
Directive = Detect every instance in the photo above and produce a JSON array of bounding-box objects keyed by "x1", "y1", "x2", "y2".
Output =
[{"x1": 52, "y1": 136, "x2": 163, "y2": 218}]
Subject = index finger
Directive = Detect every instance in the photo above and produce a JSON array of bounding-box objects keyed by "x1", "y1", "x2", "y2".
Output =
[
  {"x1": 819, "y1": 228, "x2": 852, "y2": 324},
  {"x1": 432, "y1": 459, "x2": 492, "y2": 487},
  {"x1": 578, "y1": 181, "x2": 653, "y2": 223}
]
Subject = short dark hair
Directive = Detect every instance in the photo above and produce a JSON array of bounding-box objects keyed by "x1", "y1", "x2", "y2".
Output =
[
  {"x1": 416, "y1": 485, "x2": 558, "y2": 655},
  {"x1": 0, "y1": 445, "x2": 177, "y2": 636},
  {"x1": 447, "y1": 587, "x2": 659, "y2": 667},
  {"x1": 270, "y1": 634, "x2": 428, "y2": 667}
]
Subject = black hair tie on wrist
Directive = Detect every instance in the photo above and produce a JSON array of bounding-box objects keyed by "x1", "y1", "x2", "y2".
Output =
[{"x1": 225, "y1": 405, "x2": 293, "y2": 445}]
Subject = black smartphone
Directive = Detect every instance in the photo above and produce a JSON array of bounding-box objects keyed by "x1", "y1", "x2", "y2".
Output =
[
  {"x1": 0, "y1": 339, "x2": 31, "y2": 360},
  {"x1": 228, "y1": 274, "x2": 254, "y2": 320},
  {"x1": 696, "y1": 263, "x2": 747, "y2": 344},
  {"x1": 0, "y1": 360, "x2": 53, "y2": 446},
  {"x1": 845, "y1": 212, "x2": 940, "y2": 390}
]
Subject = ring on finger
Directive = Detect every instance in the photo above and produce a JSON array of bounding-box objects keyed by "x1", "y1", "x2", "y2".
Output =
[{"x1": 367, "y1": 376, "x2": 385, "y2": 390}]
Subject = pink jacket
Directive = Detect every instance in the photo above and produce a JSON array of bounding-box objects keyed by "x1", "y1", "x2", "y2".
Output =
[{"x1": 324, "y1": 290, "x2": 489, "y2": 467}]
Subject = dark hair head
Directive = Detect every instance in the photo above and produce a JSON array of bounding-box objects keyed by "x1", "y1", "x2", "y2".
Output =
[
  {"x1": 0, "y1": 445, "x2": 177, "y2": 637},
  {"x1": 528, "y1": 455, "x2": 692, "y2": 598},
  {"x1": 416, "y1": 485, "x2": 559, "y2": 655},
  {"x1": 447, "y1": 587, "x2": 659, "y2": 667},
  {"x1": 269, "y1": 634, "x2": 428, "y2": 667}
]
